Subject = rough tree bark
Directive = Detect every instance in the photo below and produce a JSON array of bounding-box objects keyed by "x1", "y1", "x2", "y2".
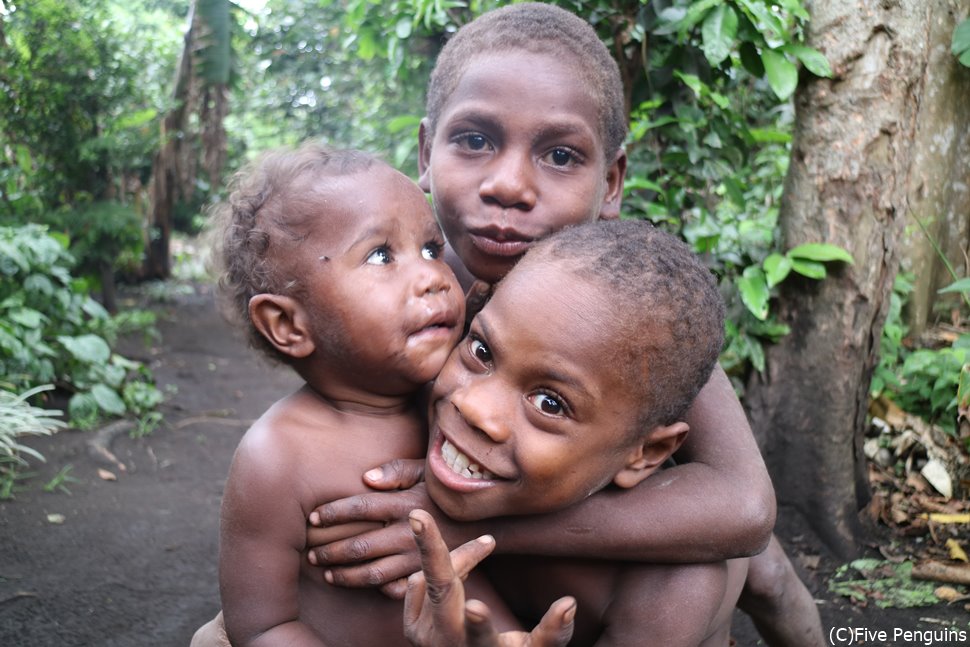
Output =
[{"x1": 743, "y1": 0, "x2": 965, "y2": 558}]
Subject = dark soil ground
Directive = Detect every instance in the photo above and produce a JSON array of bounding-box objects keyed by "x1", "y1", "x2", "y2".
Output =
[{"x1": 1, "y1": 284, "x2": 967, "y2": 646}]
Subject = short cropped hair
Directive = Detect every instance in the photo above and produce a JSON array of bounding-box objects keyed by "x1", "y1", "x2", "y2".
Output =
[
  {"x1": 211, "y1": 142, "x2": 378, "y2": 362},
  {"x1": 426, "y1": 2, "x2": 627, "y2": 160},
  {"x1": 526, "y1": 220, "x2": 725, "y2": 434}
]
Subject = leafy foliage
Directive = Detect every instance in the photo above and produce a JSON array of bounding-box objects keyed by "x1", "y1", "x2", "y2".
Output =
[
  {"x1": 828, "y1": 559, "x2": 942, "y2": 609},
  {"x1": 0, "y1": 224, "x2": 162, "y2": 429},
  {"x1": 953, "y1": 17, "x2": 970, "y2": 67},
  {"x1": 872, "y1": 274, "x2": 970, "y2": 438}
]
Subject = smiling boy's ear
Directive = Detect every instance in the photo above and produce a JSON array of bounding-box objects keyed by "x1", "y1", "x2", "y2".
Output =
[
  {"x1": 249, "y1": 294, "x2": 315, "y2": 359},
  {"x1": 598, "y1": 148, "x2": 627, "y2": 221},
  {"x1": 612, "y1": 421, "x2": 688, "y2": 489},
  {"x1": 417, "y1": 118, "x2": 434, "y2": 193}
]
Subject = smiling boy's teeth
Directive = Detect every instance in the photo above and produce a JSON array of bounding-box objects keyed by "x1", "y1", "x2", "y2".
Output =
[{"x1": 441, "y1": 439, "x2": 495, "y2": 480}]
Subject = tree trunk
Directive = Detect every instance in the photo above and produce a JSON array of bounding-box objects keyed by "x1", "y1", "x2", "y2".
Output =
[
  {"x1": 744, "y1": 0, "x2": 944, "y2": 558},
  {"x1": 898, "y1": 3, "x2": 970, "y2": 335}
]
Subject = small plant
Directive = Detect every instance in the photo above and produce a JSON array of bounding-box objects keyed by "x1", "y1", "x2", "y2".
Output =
[
  {"x1": 43, "y1": 464, "x2": 79, "y2": 495},
  {"x1": 0, "y1": 384, "x2": 66, "y2": 500}
]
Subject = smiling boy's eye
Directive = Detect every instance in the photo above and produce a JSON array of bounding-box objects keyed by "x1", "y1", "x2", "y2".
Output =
[
  {"x1": 421, "y1": 241, "x2": 442, "y2": 260},
  {"x1": 527, "y1": 392, "x2": 566, "y2": 416},
  {"x1": 469, "y1": 337, "x2": 492, "y2": 363},
  {"x1": 366, "y1": 247, "x2": 392, "y2": 265}
]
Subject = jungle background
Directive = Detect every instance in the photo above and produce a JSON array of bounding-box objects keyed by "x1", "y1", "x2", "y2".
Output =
[{"x1": 1, "y1": 0, "x2": 969, "y2": 644}]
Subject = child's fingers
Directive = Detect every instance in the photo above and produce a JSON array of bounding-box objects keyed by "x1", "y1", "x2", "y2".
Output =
[
  {"x1": 410, "y1": 510, "x2": 495, "y2": 585},
  {"x1": 363, "y1": 458, "x2": 426, "y2": 490},
  {"x1": 463, "y1": 599, "x2": 502, "y2": 646},
  {"x1": 529, "y1": 596, "x2": 577, "y2": 647},
  {"x1": 403, "y1": 571, "x2": 429, "y2": 628}
]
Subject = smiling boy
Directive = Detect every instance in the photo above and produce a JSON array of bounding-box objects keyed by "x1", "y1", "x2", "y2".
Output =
[{"x1": 408, "y1": 220, "x2": 746, "y2": 647}]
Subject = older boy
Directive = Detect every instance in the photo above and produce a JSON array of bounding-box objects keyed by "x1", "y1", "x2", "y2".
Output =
[
  {"x1": 308, "y1": 4, "x2": 822, "y2": 645},
  {"x1": 407, "y1": 220, "x2": 747, "y2": 646},
  {"x1": 193, "y1": 143, "x2": 469, "y2": 646}
]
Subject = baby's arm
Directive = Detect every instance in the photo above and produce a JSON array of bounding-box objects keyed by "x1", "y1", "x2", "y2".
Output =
[{"x1": 220, "y1": 436, "x2": 325, "y2": 646}]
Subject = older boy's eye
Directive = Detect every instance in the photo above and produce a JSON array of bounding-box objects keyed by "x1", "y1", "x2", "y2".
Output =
[
  {"x1": 527, "y1": 392, "x2": 566, "y2": 416},
  {"x1": 366, "y1": 247, "x2": 392, "y2": 265},
  {"x1": 547, "y1": 148, "x2": 576, "y2": 167},
  {"x1": 469, "y1": 337, "x2": 492, "y2": 363},
  {"x1": 458, "y1": 133, "x2": 490, "y2": 152},
  {"x1": 421, "y1": 242, "x2": 442, "y2": 260}
]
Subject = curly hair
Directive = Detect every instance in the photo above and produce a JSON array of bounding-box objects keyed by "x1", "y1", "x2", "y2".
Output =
[
  {"x1": 209, "y1": 142, "x2": 379, "y2": 362},
  {"x1": 524, "y1": 220, "x2": 725, "y2": 434},
  {"x1": 425, "y1": 2, "x2": 627, "y2": 161}
]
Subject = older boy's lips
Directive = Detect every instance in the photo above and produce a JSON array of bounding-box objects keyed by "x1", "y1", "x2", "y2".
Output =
[{"x1": 467, "y1": 228, "x2": 534, "y2": 258}]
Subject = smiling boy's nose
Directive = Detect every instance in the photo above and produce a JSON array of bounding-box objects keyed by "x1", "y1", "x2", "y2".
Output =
[
  {"x1": 450, "y1": 378, "x2": 511, "y2": 444},
  {"x1": 479, "y1": 151, "x2": 536, "y2": 212}
]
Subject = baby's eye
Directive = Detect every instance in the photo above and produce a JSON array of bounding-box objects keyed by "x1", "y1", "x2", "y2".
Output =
[
  {"x1": 527, "y1": 392, "x2": 566, "y2": 416},
  {"x1": 421, "y1": 241, "x2": 442, "y2": 260},
  {"x1": 469, "y1": 337, "x2": 492, "y2": 363},
  {"x1": 366, "y1": 247, "x2": 392, "y2": 265}
]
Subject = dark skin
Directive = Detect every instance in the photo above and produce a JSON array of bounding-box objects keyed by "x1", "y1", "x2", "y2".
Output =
[
  {"x1": 306, "y1": 50, "x2": 775, "y2": 595},
  {"x1": 216, "y1": 165, "x2": 470, "y2": 646},
  {"x1": 404, "y1": 257, "x2": 746, "y2": 646}
]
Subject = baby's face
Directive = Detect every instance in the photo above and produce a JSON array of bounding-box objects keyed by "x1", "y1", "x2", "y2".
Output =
[
  {"x1": 295, "y1": 166, "x2": 464, "y2": 393},
  {"x1": 421, "y1": 50, "x2": 624, "y2": 284},
  {"x1": 424, "y1": 257, "x2": 643, "y2": 521}
]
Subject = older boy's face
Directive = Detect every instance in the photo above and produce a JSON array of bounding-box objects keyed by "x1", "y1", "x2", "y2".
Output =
[
  {"x1": 295, "y1": 167, "x2": 464, "y2": 394},
  {"x1": 420, "y1": 51, "x2": 624, "y2": 284},
  {"x1": 424, "y1": 258, "x2": 643, "y2": 521}
]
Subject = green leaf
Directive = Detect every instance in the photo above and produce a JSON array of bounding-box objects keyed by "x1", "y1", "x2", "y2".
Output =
[
  {"x1": 395, "y1": 17, "x2": 412, "y2": 39},
  {"x1": 761, "y1": 49, "x2": 799, "y2": 100},
  {"x1": 701, "y1": 5, "x2": 739, "y2": 67},
  {"x1": 938, "y1": 277, "x2": 970, "y2": 294},
  {"x1": 790, "y1": 258, "x2": 827, "y2": 280},
  {"x1": 57, "y1": 334, "x2": 111, "y2": 364},
  {"x1": 782, "y1": 44, "x2": 833, "y2": 78},
  {"x1": 90, "y1": 384, "x2": 126, "y2": 416},
  {"x1": 8, "y1": 308, "x2": 45, "y2": 329},
  {"x1": 763, "y1": 253, "x2": 792, "y2": 288},
  {"x1": 386, "y1": 114, "x2": 421, "y2": 134},
  {"x1": 738, "y1": 266, "x2": 770, "y2": 320},
  {"x1": 952, "y1": 18, "x2": 970, "y2": 59},
  {"x1": 788, "y1": 243, "x2": 855, "y2": 264}
]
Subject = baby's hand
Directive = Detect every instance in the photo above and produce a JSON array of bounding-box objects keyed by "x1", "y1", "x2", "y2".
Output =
[{"x1": 404, "y1": 510, "x2": 575, "y2": 647}]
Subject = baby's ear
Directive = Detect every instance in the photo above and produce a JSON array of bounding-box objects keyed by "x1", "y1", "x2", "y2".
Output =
[
  {"x1": 612, "y1": 421, "x2": 688, "y2": 489},
  {"x1": 249, "y1": 294, "x2": 315, "y2": 359},
  {"x1": 417, "y1": 118, "x2": 433, "y2": 193},
  {"x1": 598, "y1": 148, "x2": 627, "y2": 221}
]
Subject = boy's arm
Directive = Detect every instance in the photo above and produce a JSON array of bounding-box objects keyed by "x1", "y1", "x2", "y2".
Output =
[
  {"x1": 220, "y1": 439, "x2": 326, "y2": 647},
  {"x1": 309, "y1": 366, "x2": 773, "y2": 585}
]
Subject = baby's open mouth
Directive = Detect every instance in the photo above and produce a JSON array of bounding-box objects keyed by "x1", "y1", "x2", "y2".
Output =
[{"x1": 441, "y1": 438, "x2": 495, "y2": 480}]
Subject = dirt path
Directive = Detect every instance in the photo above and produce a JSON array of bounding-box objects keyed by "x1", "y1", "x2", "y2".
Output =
[
  {"x1": 0, "y1": 285, "x2": 300, "y2": 646},
  {"x1": 1, "y1": 285, "x2": 966, "y2": 646}
]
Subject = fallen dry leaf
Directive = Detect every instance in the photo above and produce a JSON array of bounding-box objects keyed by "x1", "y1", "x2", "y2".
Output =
[
  {"x1": 946, "y1": 539, "x2": 969, "y2": 562},
  {"x1": 46, "y1": 513, "x2": 65, "y2": 524},
  {"x1": 97, "y1": 468, "x2": 117, "y2": 481}
]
